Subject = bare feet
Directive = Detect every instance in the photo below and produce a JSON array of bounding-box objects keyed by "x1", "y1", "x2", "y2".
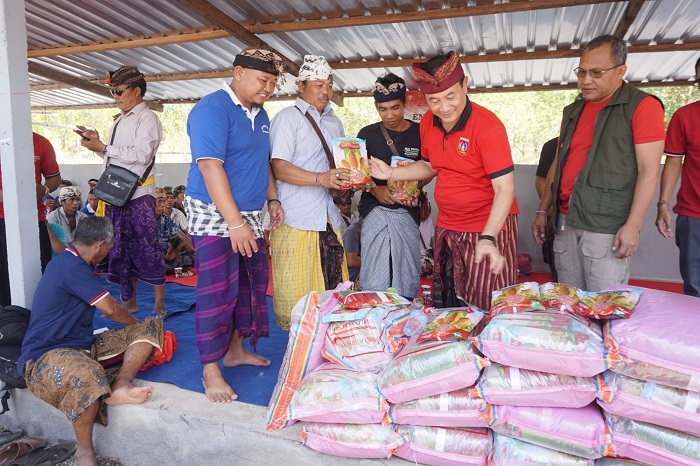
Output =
[
  {"x1": 105, "y1": 382, "x2": 154, "y2": 405},
  {"x1": 222, "y1": 348, "x2": 271, "y2": 368},
  {"x1": 122, "y1": 297, "x2": 138, "y2": 315},
  {"x1": 75, "y1": 451, "x2": 98, "y2": 466},
  {"x1": 202, "y1": 365, "x2": 238, "y2": 403},
  {"x1": 153, "y1": 306, "x2": 166, "y2": 318}
]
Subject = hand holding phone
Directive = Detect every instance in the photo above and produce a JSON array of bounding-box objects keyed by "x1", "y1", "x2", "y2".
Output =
[{"x1": 74, "y1": 127, "x2": 89, "y2": 140}]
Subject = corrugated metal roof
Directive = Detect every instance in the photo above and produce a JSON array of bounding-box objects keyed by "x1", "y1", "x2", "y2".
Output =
[{"x1": 23, "y1": 0, "x2": 700, "y2": 108}]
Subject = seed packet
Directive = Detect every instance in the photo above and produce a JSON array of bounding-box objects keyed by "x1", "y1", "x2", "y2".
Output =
[
  {"x1": 332, "y1": 137, "x2": 372, "y2": 189},
  {"x1": 574, "y1": 288, "x2": 643, "y2": 319},
  {"x1": 416, "y1": 306, "x2": 485, "y2": 343},
  {"x1": 387, "y1": 156, "x2": 419, "y2": 203},
  {"x1": 490, "y1": 282, "x2": 544, "y2": 317}
]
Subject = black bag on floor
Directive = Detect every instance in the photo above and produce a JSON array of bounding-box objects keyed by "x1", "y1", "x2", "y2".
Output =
[{"x1": 0, "y1": 305, "x2": 31, "y2": 413}]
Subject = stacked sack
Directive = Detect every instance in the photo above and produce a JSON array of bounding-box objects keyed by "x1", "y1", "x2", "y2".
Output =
[
  {"x1": 597, "y1": 287, "x2": 700, "y2": 465},
  {"x1": 471, "y1": 282, "x2": 642, "y2": 464},
  {"x1": 267, "y1": 287, "x2": 493, "y2": 464}
]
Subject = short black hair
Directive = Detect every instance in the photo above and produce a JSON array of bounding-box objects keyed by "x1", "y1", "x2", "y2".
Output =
[
  {"x1": 422, "y1": 54, "x2": 452, "y2": 75},
  {"x1": 60, "y1": 179, "x2": 73, "y2": 186},
  {"x1": 88, "y1": 178, "x2": 99, "y2": 183},
  {"x1": 73, "y1": 216, "x2": 114, "y2": 246},
  {"x1": 582, "y1": 35, "x2": 627, "y2": 65},
  {"x1": 88, "y1": 189, "x2": 95, "y2": 195}
]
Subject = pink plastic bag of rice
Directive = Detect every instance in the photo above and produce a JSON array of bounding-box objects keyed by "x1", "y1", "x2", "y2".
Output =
[
  {"x1": 395, "y1": 425, "x2": 491, "y2": 466},
  {"x1": 300, "y1": 422, "x2": 407, "y2": 459},
  {"x1": 483, "y1": 404, "x2": 609, "y2": 459},
  {"x1": 470, "y1": 364, "x2": 597, "y2": 408},
  {"x1": 595, "y1": 459, "x2": 646, "y2": 465},
  {"x1": 596, "y1": 371, "x2": 700, "y2": 436},
  {"x1": 389, "y1": 387, "x2": 487, "y2": 427},
  {"x1": 378, "y1": 338, "x2": 489, "y2": 404},
  {"x1": 605, "y1": 287, "x2": 700, "y2": 392},
  {"x1": 266, "y1": 282, "x2": 352, "y2": 431},
  {"x1": 605, "y1": 412, "x2": 700, "y2": 466},
  {"x1": 290, "y1": 363, "x2": 389, "y2": 424},
  {"x1": 489, "y1": 433, "x2": 594, "y2": 465},
  {"x1": 473, "y1": 309, "x2": 616, "y2": 377},
  {"x1": 322, "y1": 305, "x2": 411, "y2": 371}
]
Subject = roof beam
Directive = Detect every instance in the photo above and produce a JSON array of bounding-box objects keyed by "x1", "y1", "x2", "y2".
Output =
[
  {"x1": 26, "y1": 0, "x2": 613, "y2": 58},
  {"x1": 615, "y1": 0, "x2": 645, "y2": 39},
  {"x1": 247, "y1": 0, "x2": 613, "y2": 34},
  {"x1": 27, "y1": 61, "x2": 112, "y2": 98},
  {"x1": 174, "y1": 0, "x2": 300, "y2": 76}
]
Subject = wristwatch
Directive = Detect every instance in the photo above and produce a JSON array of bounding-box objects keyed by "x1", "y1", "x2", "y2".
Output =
[{"x1": 478, "y1": 234, "x2": 497, "y2": 245}]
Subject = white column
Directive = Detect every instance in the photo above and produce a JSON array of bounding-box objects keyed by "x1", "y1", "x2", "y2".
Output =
[{"x1": 0, "y1": 0, "x2": 41, "y2": 308}]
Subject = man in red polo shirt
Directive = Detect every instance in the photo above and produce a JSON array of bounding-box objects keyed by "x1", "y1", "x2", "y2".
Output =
[
  {"x1": 532, "y1": 35, "x2": 665, "y2": 291},
  {"x1": 656, "y1": 57, "x2": 700, "y2": 297},
  {"x1": 370, "y1": 51, "x2": 518, "y2": 311}
]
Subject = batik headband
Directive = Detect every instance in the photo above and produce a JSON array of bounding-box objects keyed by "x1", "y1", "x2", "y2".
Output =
[
  {"x1": 296, "y1": 55, "x2": 333, "y2": 83},
  {"x1": 373, "y1": 81, "x2": 407, "y2": 103},
  {"x1": 59, "y1": 186, "x2": 82, "y2": 202},
  {"x1": 104, "y1": 66, "x2": 145, "y2": 87}
]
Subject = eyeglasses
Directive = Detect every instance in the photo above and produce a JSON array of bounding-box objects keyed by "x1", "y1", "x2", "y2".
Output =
[
  {"x1": 573, "y1": 64, "x2": 623, "y2": 79},
  {"x1": 109, "y1": 86, "x2": 130, "y2": 96}
]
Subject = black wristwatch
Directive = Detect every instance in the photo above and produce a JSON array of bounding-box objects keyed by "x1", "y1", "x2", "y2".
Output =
[{"x1": 478, "y1": 234, "x2": 497, "y2": 245}]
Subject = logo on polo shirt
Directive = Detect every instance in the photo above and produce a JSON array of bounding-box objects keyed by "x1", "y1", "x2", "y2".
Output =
[
  {"x1": 261, "y1": 125, "x2": 270, "y2": 134},
  {"x1": 457, "y1": 137, "x2": 469, "y2": 156}
]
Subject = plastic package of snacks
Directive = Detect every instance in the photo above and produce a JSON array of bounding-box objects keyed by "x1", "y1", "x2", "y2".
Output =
[
  {"x1": 596, "y1": 371, "x2": 700, "y2": 436},
  {"x1": 378, "y1": 338, "x2": 489, "y2": 404},
  {"x1": 416, "y1": 306, "x2": 484, "y2": 343},
  {"x1": 395, "y1": 425, "x2": 491, "y2": 466},
  {"x1": 471, "y1": 364, "x2": 597, "y2": 408},
  {"x1": 331, "y1": 289, "x2": 409, "y2": 309},
  {"x1": 331, "y1": 137, "x2": 372, "y2": 189},
  {"x1": 490, "y1": 282, "x2": 544, "y2": 317},
  {"x1": 605, "y1": 412, "x2": 700, "y2": 466},
  {"x1": 300, "y1": 422, "x2": 407, "y2": 459},
  {"x1": 290, "y1": 363, "x2": 389, "y2": 424},
  {"x1": 484, "y1": 403, "x2": 608, "y2": 459},
  {"x1": 489, "y1": 433, "x2": 594, "y2": 465},
  {"x1": 389, "y1": 387, "x2": 487, "y2": 427},
  {"x1": 473, "y1": 310, "x2": 616, "y2": 377},
  {"x1": 540, "y1": 282, "x2": 585, "y2": 314}
]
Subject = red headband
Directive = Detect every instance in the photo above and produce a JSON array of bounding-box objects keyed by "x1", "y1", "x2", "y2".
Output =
[{"x1": 412, "y1": 52, "x2": 465, "y2": 94}]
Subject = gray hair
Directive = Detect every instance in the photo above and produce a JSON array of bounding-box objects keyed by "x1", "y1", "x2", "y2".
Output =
[
  {"x1": 72, "y1": 216, "x2": 114, "y2": 246},
  {"x1": 582, "y1": 35, "x2": 627, "y2": 65}
]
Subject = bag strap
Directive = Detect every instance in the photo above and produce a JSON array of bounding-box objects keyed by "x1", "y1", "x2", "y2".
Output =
[
  {"x1": 379, "y1": 123, "x2": 400, "y2": 158},
  {"x1": 105, "y1": 119, "x2": 155, "y2": 184},
  {"x1": 419, "y1": 230, "x2": 427, "y2": 249},
  {"x1": 295, "y1": 106, "x2": 335, "y2": 169}
]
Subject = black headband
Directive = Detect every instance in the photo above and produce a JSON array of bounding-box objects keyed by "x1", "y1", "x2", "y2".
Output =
[{"x1": 232, "y1": 54, "x2": 280, "y2": 76}]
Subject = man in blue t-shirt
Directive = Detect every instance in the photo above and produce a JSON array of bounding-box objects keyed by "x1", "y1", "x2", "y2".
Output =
[
  {"x1": 19, "y1": 216, "x2": 163, "y2": 466},
  {"x1": 184, "y1": 47, "x2": 285, "y2": 404}
]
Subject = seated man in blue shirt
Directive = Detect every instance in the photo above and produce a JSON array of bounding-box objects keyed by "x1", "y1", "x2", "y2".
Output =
[{"x1": 19, "y1": 216, "x2": 163, "y2": 466}]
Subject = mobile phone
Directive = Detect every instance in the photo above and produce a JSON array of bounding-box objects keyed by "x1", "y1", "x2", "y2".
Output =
[{"x1": 74, "y1": 128, "x2": 89, "y2": 140}]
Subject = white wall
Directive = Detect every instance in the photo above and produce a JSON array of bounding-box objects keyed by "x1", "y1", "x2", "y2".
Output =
[{"x1": 58, "y1": 162, "x2": 682, "y2": 282}]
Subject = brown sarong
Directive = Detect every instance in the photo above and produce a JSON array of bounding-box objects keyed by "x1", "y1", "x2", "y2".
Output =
[{"x1": 23, "y1": 318, "x2": 163, "y2": 425}]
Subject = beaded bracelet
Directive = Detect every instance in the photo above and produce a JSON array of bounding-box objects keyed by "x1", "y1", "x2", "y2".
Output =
[
  {"x1": 267, "y1": 198, "x2": 281, "y2": 205},
  {"x1": 535, "y1": 210, "x2": 549, "y2": 217}
]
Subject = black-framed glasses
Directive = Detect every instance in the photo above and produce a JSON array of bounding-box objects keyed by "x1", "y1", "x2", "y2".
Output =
[
  {"x1": 573, "y1": 64, "x2": 623, "y2": 79},
  {"x1": 109, "y1": 86, "x2": 130, "y2": 96}
]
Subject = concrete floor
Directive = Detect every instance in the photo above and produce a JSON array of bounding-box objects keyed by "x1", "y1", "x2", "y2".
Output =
[{"x1": 2, "y1": 380, "x2": 411, "y2": 466}]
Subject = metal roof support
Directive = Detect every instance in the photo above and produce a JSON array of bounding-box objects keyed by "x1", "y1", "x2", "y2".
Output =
[
  {"x1": 28, "y1": 61, "x2": 113, "y2": 99},
  {"x1": 0, "y1": 0, "x2": 41, "y2": 308}
]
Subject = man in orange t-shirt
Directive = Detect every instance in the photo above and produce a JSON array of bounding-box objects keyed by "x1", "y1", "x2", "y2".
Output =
[
  {"x1": 370, "y1": 52, "x2": 518, "y2": 311},
  {"x1": 532, "y1": 35, "x2": 665, "y2": 291}
]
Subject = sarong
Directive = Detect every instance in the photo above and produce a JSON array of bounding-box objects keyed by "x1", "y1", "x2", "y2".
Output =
[
  {"x1": 360, "y1": 207, "x2": 420, "y2": 298},
  {"x1": 96, "y1": 195, "x2": 165, "y2": 302},
  {"x1": 23, "y1": 318, "x2": 163, "y2": 426},
  {"x1": 270, "y1": 223, "x2": 349, "y2": 330},
  {"x1": 193, "y1": 236, "x2": 270, "y2": 364},
  {"x1": 433, "y1": 214, "x2": 518, "y2": 311}
]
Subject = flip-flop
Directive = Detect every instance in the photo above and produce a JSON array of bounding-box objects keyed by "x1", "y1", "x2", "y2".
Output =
[
  {"x1": 0, "y1": 430, "x2": 23, "y2": 448},
  {"x1": 9, "y1": 442, "x2": 76, "y2": 466},
  {"x1": 0, "y1": 437, "x2": 46, "y2": 466}
]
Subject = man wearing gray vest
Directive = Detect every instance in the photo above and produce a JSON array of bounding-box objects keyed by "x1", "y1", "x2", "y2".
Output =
[{"x1": 531, "y1": 35, "x2": 665, "y2": 291}]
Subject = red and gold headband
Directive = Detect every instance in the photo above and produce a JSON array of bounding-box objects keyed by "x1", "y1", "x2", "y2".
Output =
[{"x1": 412, "y1": 51, "x2": 465, "y2": 94}]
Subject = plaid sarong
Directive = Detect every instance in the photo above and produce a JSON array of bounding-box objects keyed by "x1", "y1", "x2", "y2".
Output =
[
  {"x1": 193, "y1": 236, "x2": 270, "y2": 364},
  {"x1": 184, "y1": 195, "x2": 263, "y2": 239},
  {"x1": 433, "y1": 214, "x2": 519, "y2": 311},
  {"x1": 23, "y1": 318, "x2": 163, "y2": 425}
]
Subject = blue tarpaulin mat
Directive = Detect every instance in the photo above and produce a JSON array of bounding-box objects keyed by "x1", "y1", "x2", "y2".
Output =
[{"x1": 93, "y1": 276, "x2": 288, "y2": 407}]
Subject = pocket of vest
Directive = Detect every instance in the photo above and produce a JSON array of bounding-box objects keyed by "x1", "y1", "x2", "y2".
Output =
[{"x1": 587, "y1": 171, "x2": 633, "y2": 217}]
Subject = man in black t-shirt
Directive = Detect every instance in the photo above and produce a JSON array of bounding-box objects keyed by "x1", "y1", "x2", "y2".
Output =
[{"x1": 357, "y1": 74, "x2": 433, "y2": 298}]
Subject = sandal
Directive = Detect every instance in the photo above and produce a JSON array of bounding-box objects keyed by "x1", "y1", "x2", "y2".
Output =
[
  {"x1": 9, "y1": 442, "x2": 76, "y2": 466},
  {"x1": 0, "y1": 437, "x2": 46, "y2": 466}
]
